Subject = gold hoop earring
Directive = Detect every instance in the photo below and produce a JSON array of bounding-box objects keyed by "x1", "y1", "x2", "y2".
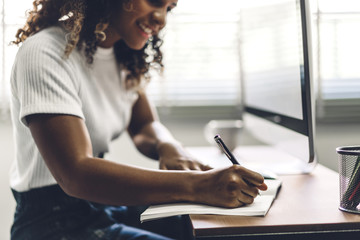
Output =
[
  {"x1": 95, "y1": 30, "x2": 107, "y2": 42},
  {"x1": 95, "y1": 22, "x2": 108, "y2": 42},
  {"x1": 123, "y1": 1, "x2": 134, "y2": 12}
]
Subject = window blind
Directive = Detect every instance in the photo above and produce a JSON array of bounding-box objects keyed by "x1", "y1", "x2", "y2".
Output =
[
  {"x1": 0, "y1": 0, "x2": 29, "y2": 120},
  {"x1": 315, "y1": 0, "x2": 360, "y2": 121},
  {"x1": 146, "y1": 0, "x2": 243, "y2": 109},
  {"x1": 0, "y1": 0, "x2": 6, "y2": 119},
  {"x1": 1, "y1": 0, "x2": 360, "y2": 122}
]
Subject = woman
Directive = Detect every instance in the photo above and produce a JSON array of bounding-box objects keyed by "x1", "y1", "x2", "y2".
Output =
[{"x1": 10, "y1": 0, "x2": 267, "y2": 239}]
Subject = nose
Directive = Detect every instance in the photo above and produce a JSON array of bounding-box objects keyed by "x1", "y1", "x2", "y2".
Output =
[{"x1": 151, "y1": 10, "x2": 166, "y2": 29}]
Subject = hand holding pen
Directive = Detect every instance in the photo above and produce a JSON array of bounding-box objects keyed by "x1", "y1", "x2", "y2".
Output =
[
  {"x1": 191, "y1": 134, "x2": 267, "y2": 207},
  {"x1": 214, "y1": 134, "x2": 268, "y2": 196}
]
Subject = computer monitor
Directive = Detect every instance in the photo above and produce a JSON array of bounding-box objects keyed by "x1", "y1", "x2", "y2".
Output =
[{"x1": 236, "y1": 0, "x2": 317, "y2": 174}]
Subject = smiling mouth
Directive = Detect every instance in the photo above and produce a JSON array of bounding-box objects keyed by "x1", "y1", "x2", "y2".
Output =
[{"x1": 138, "y1": 22, "x2": 154, "y2": 37}]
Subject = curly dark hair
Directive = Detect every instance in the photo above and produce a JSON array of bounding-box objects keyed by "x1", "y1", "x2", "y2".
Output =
[{"x1": 12, "y1": 0, "x2": 164, "y2": 87}]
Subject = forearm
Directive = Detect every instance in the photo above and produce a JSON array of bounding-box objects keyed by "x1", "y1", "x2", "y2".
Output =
[
  {"x1": 26, "y1": 114, "x2": 264, "y2": 208},
  {"x1": 131, "y1": 121, "x2": 183, "y2": 160},
  {"x1": 59, "y1": 157, "x2": 267, "y2": 208},
  {"x1": 63, "y1": 156, "x2": 197, "y2": 206}
]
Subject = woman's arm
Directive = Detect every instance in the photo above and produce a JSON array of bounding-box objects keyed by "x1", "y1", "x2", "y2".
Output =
[
  {"x1": 27, "y1": 113, "x2": 267, "y2": 207},
  {"x1": 127, "y1": 90, "x2": 211, "y2": 170}
]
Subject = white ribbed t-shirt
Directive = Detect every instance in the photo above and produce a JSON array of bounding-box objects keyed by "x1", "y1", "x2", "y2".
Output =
[{"x1": 10, "y1": 26, "x2": 139, "y2": 192}]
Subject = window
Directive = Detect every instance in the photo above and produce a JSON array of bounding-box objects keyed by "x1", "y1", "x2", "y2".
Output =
[
  {"x1": 0, "y1": 0, "x2": 6, "y2": 119},
  {"x1": 314, "y1": 0, "x2": 360, "y2": 121},
  {"x1": 1, "y1": 0, "x2": 360, "y2": 122},
  {"x1": 147, "y1": 0, "x2": 242, "y2": 107},
  {"x1": 0, "y1": 0, "x2": 29, "y2": 120},
  {"x1": 146, "y1": 0, "x2": 243, "y2": 120},
  {"x1": 149, "y1": 0, "x2": 360, "y2": 121}
]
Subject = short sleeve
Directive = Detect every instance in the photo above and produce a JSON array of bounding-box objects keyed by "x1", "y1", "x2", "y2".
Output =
[{"x1": 11, "y1": 29, "x2": 85, "y2": 126}]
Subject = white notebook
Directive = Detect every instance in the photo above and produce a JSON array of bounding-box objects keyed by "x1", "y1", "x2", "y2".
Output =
[{"x1": 140, "y1": 179, "x2": 282, "y2": 222}]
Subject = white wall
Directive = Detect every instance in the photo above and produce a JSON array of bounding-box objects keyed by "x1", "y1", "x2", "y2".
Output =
[
  {"x1": 1, "y1": 119, "x2": 359, "y2": 239},
  {"x1": 0, "y1": 121, "x2": 16, "y2": 239}
]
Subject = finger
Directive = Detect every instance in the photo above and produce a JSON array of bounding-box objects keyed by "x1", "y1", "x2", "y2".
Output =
[
  {"x1": 200, "y1": 164, "x2": 213, "y2": 171},
  {"x1": 237, "y1": 177, "x2": 261, "y2": 199},
  {"x1": 175, "y1": 163, "x2": 190, "y2": 171},
  {"x1": 238, "y1": 192, "x2": 255, "y2": 205},
  {"x1": 237, "y1": 199, "x2": 246, "y2": 207},
  {"x1": 159, "y1": 163, "x2": 168, "y2": 170},
  {"x1": 241, "y1": 187, "x2": 260, "y2": 198},
  {"x1": 188, "y1": 161, "x2": 202, "y2": 171},
  {"x1": 237, "y1": 167, "x2": 265, "y2": 186}
]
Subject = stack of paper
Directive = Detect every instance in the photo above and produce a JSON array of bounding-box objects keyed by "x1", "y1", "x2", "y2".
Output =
[{"x1": 140, "y1": 179, "x2": 282, "y2": 222}]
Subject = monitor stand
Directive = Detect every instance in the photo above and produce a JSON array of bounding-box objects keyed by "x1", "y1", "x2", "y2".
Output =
[
  {"x1": 186, "y1": 146, "x2": 317, "y2": 176},
  {"x1": 233, "y1": 145, "x2": 317, "y2": 175}
]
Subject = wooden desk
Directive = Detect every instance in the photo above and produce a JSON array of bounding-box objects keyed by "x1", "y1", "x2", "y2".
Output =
[{"x1": 188, "y1": 165, "x2": 360, "y2": 239}]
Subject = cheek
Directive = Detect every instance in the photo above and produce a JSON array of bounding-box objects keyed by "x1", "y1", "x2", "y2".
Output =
[
  {"x1": 109, "y1": 4, "x2": 134, "y2": 28},
  {"x1": 110, "y1": 13, "x2": 133, "y2": 35}
]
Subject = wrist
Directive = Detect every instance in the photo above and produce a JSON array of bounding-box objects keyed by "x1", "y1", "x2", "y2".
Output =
[
  {"x1": 178, "y1": 171, "x2": 203, "y2": 202},
  {"x1": 156, "y1": 141, "x2": 184, "y2": 158},
  {"x1": 181, "y1": 170, "x2": 210, "y2": 203}
]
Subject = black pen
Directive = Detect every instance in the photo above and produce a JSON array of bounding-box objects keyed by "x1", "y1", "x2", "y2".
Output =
[
  {"x1": 215, "y1": 134, "x2": 263, "y2": 195},
  {"x1": 214, "y1": 134, "x2": 240, "y2": 165}
]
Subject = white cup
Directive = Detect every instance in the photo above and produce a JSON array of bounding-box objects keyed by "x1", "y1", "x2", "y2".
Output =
[{"x1": 204, "y1": 119, "x2": 243, "y2": 151}]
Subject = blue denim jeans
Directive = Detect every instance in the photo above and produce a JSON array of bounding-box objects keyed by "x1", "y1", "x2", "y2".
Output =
[{"x1": 11, "y1": 185, "x2": 177, "y2": 240}]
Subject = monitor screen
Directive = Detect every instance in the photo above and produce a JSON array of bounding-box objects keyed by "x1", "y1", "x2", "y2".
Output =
[{"x1": 237, "y1": 0, "x2": 316, "y2": 174}]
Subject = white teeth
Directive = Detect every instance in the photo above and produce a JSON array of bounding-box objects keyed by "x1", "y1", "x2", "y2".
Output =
[{"x1": 139, "y1": 23, "x2": 152, "y2": 35}]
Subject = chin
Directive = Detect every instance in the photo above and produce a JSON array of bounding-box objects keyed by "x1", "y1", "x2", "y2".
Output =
[{"x1": 125, "y1": 40, "x2": 147, "y2": 50}]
